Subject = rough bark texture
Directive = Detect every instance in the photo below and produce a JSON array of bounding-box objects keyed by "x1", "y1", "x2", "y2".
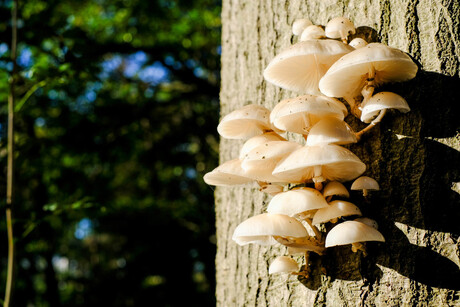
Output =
[{"x1": 216, "y1": 1, "x2": 460, "y2": 306}]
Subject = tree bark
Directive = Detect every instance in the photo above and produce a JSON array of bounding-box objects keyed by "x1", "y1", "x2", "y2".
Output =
[{"x1": 217, "y1": 1, "x2": 460, "y2": 306}]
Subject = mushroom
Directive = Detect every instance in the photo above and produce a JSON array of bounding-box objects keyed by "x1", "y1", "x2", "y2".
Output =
[
  {"x1": 319, "y1": 43, "x2": 418, "y2": 117},
  {"x1": 306, "y1": 116, "x2": 357, "y2": 146},
  {"x1": 267, "y1": 187, "x2": 329, "y2": 218},
  {"x1": 324, "y1": 17, "x2": 356, "y2": 43},
  {"x1": 267, "y1": 187, "x2": 328, "y2": 239},
  {"x1": 322, "y1": 181, "x2": 350, "y2": 201},
  {"x1": 351, "y1": 176, "x2": 380, "y2": 196},
  {"x1": 232, "y1": 213, "x2": 308, "y2": 246},
  {"x1": 272, "y1": 144, "x2": 366, "y2": 190},
  {"x1": 270, "y1": 95, "x2": 347, "y2": 135},
  {"x1": 325, "y1": 220, "x2": 385, "y2": 256},
  {"x1": 241, "y1": 140, "x2": 302, "y2": 183},
  {"x1": 239, "y1": 132, "x2": 286, "y2": 160},
  {"x1": 349, "y1": 37, "x2": 368, "y2": 49},
  {"x1": 292, "y1": 18, "x2": 313, "y2": 36},
  {"x1": 300, "y1": 25, "x2": 326, "y2": 41},
  {"x1": 312, "y1": 200, "x2": 362, "y2": 225},
  {"x1": 263, "y1": 40, "x2": 354, "y2": 95},
  {"x1": 268, "y1": 256, "x2": 300, "y2": 275},
  {"x1": 360, "y1": 91, "x2": 410, "y2": 123},
  {"x1": 203, "y1": 159, "x2": 254, "y2": 186},
  {"x1": 217, "y1": 104, "x2": 271, "y2": 139}
]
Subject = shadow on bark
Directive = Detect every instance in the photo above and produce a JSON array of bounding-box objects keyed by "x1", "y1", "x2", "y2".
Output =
[{"x1": 298, "y1": 71, "x2": 460, "y2": 292}]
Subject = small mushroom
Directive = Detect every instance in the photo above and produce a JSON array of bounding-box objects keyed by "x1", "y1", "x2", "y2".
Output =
[
  {"x1": 232, "y1": 213, "x2": 308, "y2": 246},
  {"x1": 292, "y1": 18, "x2": 313, "y2": 36},
  {"x1": 306, "y1": 116, "x2": 357, "y2": 146},
  {"x1": 351, "y1": 176, "x2": 380, "y2": 196},
  {"x1": 325, "y1": 220, "x2": 385, "y2": 256},
  {"x1": 324, "y1": 17, "x2": 356, "y2": 43},
  {"x1": 360, "y1": 91, "x2": 410, "y2": 124},
  {"x1": 272, "y1": 144, "x2": 366, "y2": 189},
  {"x1": 312, "y1": 200, "x2": 362, "y2": 225},
  {"x1": 241, "y1": 140, "x2": 302, "y2": 183},
  {"x1": 203, "y1": 159, "x2": 254, "y2": 186},
  {"x1": 270, "y1": 95, "x2": 347, "y2": 135},
  {"x1": 300, "y1": 25, "x2": 326, "y2": 41},
  {"x1": 217, "y1": 104, "x2": 271, "y2": 139},
  {"x1": 322, "y1": 181, "x2": 350, "y2": 201},
  {"x1": 349, "y1": 37, "x2": 368, "y2": 49},
  {"x1": 268, "y1": 256, "x2": 300, "y2": 275},
  {"x1": 263, "y1": 40, "x2": 354, "y2": 95}
]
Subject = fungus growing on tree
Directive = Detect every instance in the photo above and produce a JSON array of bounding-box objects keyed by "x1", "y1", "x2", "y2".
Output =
[{"x1": 204, "y1": 15, "x2": 418, "y2": 285}]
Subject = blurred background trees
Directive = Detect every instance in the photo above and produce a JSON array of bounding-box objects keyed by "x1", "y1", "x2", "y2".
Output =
[{"x1": 0, "y1": 0, "x2": 221, "y2": 305}]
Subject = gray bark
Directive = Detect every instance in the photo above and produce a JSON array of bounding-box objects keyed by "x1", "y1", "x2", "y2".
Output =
[{"x1": 217, "y1": 1, "x2": 460, "y2": 306}]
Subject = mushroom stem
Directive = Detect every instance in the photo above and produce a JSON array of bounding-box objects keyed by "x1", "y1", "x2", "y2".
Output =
[
  {"x1": 351, "y1": 242, "x2": 368, "y2": 257},
  {"x1": 314, "y1": 181, "x2": 323, "y2": 190},
  {"x1": 304, "y1": 218, "x2": 322, "y2": 240},
  {"x1": 363, "y1": 189, "x2": 369, "y2": 197},
  {"x1": 361, "y1": 83, "x2": 375, "y2": 107},
  {"x1": 274, "y1": 236, "x2": 326, "y2": 255},
  {"x1": 343, "y1": 95, "x2": 362, "y2": 118},
  {"x1": 355, "y1": 109, "x2": 387, "y2": 141}
]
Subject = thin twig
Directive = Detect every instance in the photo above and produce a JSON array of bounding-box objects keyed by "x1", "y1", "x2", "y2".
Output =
[{"x1": 4, "y1": 0, "x2": 18, "y2": 306}]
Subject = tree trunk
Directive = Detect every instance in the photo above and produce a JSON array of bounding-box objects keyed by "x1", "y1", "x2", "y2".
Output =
[{"x1": 216, "y1": 1, "x2": 460, "y2": 306}]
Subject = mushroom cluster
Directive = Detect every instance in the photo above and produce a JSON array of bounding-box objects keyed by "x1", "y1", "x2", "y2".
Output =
[{"x1": 204, "y1": 17, "x2": 416, "y2": 279}]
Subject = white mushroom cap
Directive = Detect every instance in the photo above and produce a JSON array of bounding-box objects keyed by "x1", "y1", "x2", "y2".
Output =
[
  {"x1": 351, "y1": 176, "x2": 380, "y2": 191},
  {"x1": 232, "y1": 213, "x2": 309, "y2": 246},
  {"x1": 349, "y1": 38, "x2": 368, "y2": 49},
  {"x1": 306, "y1": 117, "x2": 357, "y2": 146},
  {"x1": 322, "y1": 181, "x2": 350, "y2": 198},
  {"x1": 217, "y1": 104, "x2": 271, "y2": 139},
  {"x1": 360, "y1": 91, "x2": 410, "y2": 123},
  {"x1": 312, "y1": 200, "x2": 362, "y2": 225},
  {"x1": 300, "y1": 25, "x2": 325, "y2": 41},
  {"x1": 270, "y1": 95, "x2": 348, "y2": 135},
  {"x1": 272, "y1": 144, "x2": 366, "y2": 184},
  {"x1": 267, "y1": 187, "x2": 329, "y2": 217},
  {"x1": 354, "y1": 217, "x2": 379, "y2": 229},
  {"x1": 325, "y1": 17, "x2": 356, "y2": 41},
  {"x1": 325, "y1": 220, "x2": 385, "y2": 248},
  {"x1": 264, "y1": 40, "x2": 354, "y2": 94},
  {"x1": 292, "y1": 18, "x2": 313, "y2": 36},
  {"x1": 239, "y1": 132, "x2": 286, "y2": 159},
  {"x1": 241, "y1": 141, "x2": 302, "y2": 182},
  {"x1": 319, "y1": 43, "x2": 418, "y2": 98},
  {"x1": 269, "y1": 256, "x2": 299, "y2": 274},
  {"x1": 203, "y1": 159, "x2": 253, "y2": 186}
]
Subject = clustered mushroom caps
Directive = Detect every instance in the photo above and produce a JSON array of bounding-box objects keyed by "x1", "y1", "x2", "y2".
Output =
[{"x1": 204, "y1": 16, "x2": 417, "y2": 280}]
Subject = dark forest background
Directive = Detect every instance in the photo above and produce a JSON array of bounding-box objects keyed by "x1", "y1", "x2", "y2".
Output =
[{"x1": 0, "y1": 0, "x2": 220, "y2": 305}]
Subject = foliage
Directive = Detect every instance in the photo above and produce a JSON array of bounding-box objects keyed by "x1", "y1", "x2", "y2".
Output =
[{"x1": 0, "y1": 0, "x2": 220, "y2": 305}]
